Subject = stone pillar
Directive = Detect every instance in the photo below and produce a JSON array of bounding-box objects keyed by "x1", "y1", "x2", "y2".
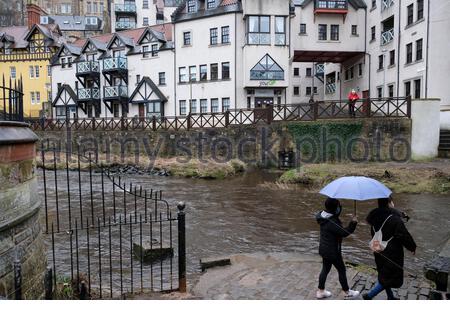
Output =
[{"x1": 0, "y1": 122, "x2": 46, "y2": 299}]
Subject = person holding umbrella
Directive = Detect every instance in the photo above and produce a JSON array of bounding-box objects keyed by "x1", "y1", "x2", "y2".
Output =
[
  {"x1": 363, "y1": 197, "x2": 417, "y2": 300},
  {"x1": 315, "y1": 197, "x2": 360, "y2": 299}
]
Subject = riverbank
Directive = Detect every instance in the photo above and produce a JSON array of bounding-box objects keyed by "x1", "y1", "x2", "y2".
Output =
[{"x1": 277, "y1": 160, "x2": 450, "y2": 194}]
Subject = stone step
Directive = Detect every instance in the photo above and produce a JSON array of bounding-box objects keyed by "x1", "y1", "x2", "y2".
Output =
[{"x1": 438, "y1": 149, "x2": 450, "y2": 158}]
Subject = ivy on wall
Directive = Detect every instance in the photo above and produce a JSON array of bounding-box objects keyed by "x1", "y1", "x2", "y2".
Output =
[{"x1": 286, "y1": 122, "x2": 364, "y2": 163}]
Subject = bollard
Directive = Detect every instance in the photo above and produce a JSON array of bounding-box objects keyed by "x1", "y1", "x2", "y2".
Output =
[
  {"x1": 177, "y1": 202, "x2": 187, "y2": 293},
  {"x1": 14, "y1": 260, "x2": 22, "y2": 300},
  {"x1": 79, "y1": 281, "x2": 88, "y2": 300},
  {"x1": 45, "y1": 267, "x2": 53, "y2": 300}
]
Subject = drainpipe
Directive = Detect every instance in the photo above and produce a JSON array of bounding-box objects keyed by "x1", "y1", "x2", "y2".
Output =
[
  {"x1": 396, "y1": 0, "x2": 402, "y2": 97},
  {"x1": 425, "y1": 0, "x2": 430, "y2": 98},
  {"x1": 173, "y1": 23, "x2": 177, "y2": 116},
  {"x1": 234, "y1": 12, "x2": 237, "y2": 108},
  {"x1": 364, "y1": 7, "x2": 370, "y2": 96}
]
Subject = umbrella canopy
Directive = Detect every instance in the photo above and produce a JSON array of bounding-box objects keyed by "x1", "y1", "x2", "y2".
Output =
[{"x1": 319, "y1": 176, "x2": 392, "y2": 201}]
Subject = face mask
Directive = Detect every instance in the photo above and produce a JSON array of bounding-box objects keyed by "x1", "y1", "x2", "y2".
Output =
[{"x1": 336, "y1": 205, "x2": 342, "y2": 216}]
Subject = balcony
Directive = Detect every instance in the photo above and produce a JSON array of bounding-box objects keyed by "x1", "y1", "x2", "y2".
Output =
[
  {"x1": 76, "y1": 61, "x2": 100, "y2": 77},
  {"x1": 381, "y1": 0, "x2": 395, "y2": 12},
  {"x1": 103, "y1": 86, "x2": 128, "y2": 101},
  {"x1": 78, "y1": 88, "x2": 100, "y2": 101},
  {"x1": 326, "y1": 83, "x2": 336, "y2": 94},
  {"x1": 315, "y1": 64, "x2": 325, "y2": 76},
  {"x1": 381, "y1": 29, "x2": 394, "y2": 45},
  {"x1": 314, "y1": 0, "x2": 348, "y2": 14},
  {"x1": 115, "y1": 20, "x2": 136, "y2": 30},
  {"x1": 115, "y1": 3, "x2": 137, "y2": 15},
  {"x1": 102, "y1": 57, "x2": 128, "y2": 74}
]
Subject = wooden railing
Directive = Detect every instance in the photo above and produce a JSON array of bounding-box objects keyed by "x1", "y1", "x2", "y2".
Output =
[{"x1": 26, "y1": 97, "x2": 411, "y2": 132}]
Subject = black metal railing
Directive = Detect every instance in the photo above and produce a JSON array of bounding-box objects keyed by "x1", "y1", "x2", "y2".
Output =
[
  {"x1": 315, "y1": 0, "x2": 348, "y2": 10},
  {"x1": 37, "y1": 143, "x2": 187, "y2": 299},
  {"x1": 27, "y1": 97, "x2": 411, "y2": 132},
  {"x1": 0, "y1": 75, "x2": 24, "y2": 122}
]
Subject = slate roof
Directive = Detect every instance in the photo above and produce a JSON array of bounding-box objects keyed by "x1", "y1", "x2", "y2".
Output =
[
  {"x1": 42, "y1": 15, "x2": 103, "y2": 31},
  {"x1": 292, "y1": 0, "x2": 367, "y2": 8},
  {"x1": 171, "y1": 0, "x2": 242, "y2": 22}
]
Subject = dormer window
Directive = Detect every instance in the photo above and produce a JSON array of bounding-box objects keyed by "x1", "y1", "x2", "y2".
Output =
[
  {"x1": 187, "y1": 0, "x2": 197, "y2": 13},
  {"x1": 207, "y1": 0, "x2": 216, "y2": 9}
]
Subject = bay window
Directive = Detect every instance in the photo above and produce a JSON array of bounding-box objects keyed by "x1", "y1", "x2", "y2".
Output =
[{"x1": 247, "y1": 16, "x2": 270, "y2": 45}]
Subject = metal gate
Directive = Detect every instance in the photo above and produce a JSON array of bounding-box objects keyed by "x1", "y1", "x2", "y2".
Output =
[{"x1": 38, "y1": 141, "x2": 186, "y2": 299}]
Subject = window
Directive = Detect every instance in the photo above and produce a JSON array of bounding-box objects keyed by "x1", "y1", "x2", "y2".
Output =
[
  {"x1": 377, "y1": 87, "x2": 383, "y2": 98},
  {"x1": 222, "y1": 98, "x2": 230, "y2": 112},
  {"x1": 306, "y1": 87, "x2": 312, "y2": 96},
  {"x1": 221, "y1": 26, "x2": 230, "y2": 44},
  {"x1": 406, "y1": 43, "x2": 413, "y2": 64},
  {"x1": 294, "y1": 86, "x2": 300, "y2": 96},
  {"x1": 179, "y1": 67, "x2": 187, "y2": 83},
  {"x1": 113, "y1": 104, "x2": 120, "y2": 118},
  {"x1": 416, "y1": 39, "x2": 423, "y2": 61},
  {"x1": 222, "y1": 62, "x2": 230, "y2": 79},
  {"x1": 414, "y1": 79, "x2": 421, "y2": 98},
  {"x1": 207, "y1": 0, "x2": 216, "y2": 9},
  {"x1": 358, "y1": 63, "x2": 363, "y2": 77},
  {"x1": 211, "y1": 63, "x2": 218, "y2": 80},
  {"x1": 200, "y1": 65, "x2": 207, "y2": 81},
  {"x1": 417, "y1": 0, "x2": 424, "y2": 20},
  {"x1": 210, "y1": 28, "x2": 218, "y2": 45},
  {"x1": 389, "y1": 50, "x2": 395, "y2": 66},
  {"x1": 67, "y1": 57, "x2": 73, "y2": 68},
  {"x1": 350, "y1": 66, "x2": 354, "y2": 79},
  {"x1": 405, "y1": 81, "x2": 411, "y2": 97},
  {"x1": 190, "y1": 100, "x2": 197, "y2": 113},
  {"x1": 200, "y1": 99, "x2": 208, "y2": 114},
  {"x1": 330, "y1": 25, "x2": 339, "y2": 41},
  {"x1": 36, "y1": 92, "x2": 40, "y2": 104},
  {"x1": 146, "y1": 102, "x2": 161, "y2": 117},
  {"x1": 211, "y1": 98, "x2": 219, "y2": 113},
  {"x1": 183, "y1": 32, "x2": 191, "y2": 46},
  {"x1": 275, "y1": 16, "x2": 286, "y2": 45},
  {"x1": 250, "y1": 55, "x2": 284, "y2": 80},
  {"x1": 87, "y1": 1, "x2": 92, "y2": 13},
  {"x1": 29, "y1": 66, "x2": 35, "y2": 78},
  {"x1": 159, "y1": 72, "x2": 166, "y2": 85},
  {"x1": 151, "y1": 44, "x2": 158, "y2": 57},
  {"x1": 407, "y1": 4, "x2": 414, "y2": 25},
  {"x1": 371, "y1": 26, "x2": 376, "y2": 41},
  {"x1": 143, "y1": 0, "x2": 149, "y2": 9},
  {"x1": 179, "y1": 100, "x2": 187, "y2": 115},
  {"x1": 318, "y1": 24, "x2": 327, "y2": 40},
  {"x1": 294, "y1": 68, "x2": 299, "y2": 76},
  {"x1": 10, "y1": 66, "x2": 16, "y2": 79},
  {"x1": 306, "y1": 68, "x2": 312, "y2": 77},
  {"x1": 30, "y1": 92, "x2": 35, "y2": 104},
  {"x1": 60, "y1": 3, "x2": 72, "y2": 14},
  {"x1": 372, "y1": 0, "x2": 376, "y2": 8},
  {"x1": 60, "y1": 57, "x2": 66, "y2": 68},
  {"x1": 378, "y1": 55, "x2": 384, "y2": 70},
  {"x1": 143, "y1": 45, "x2": 150, "y2": 58},
  {"x1": 314, "y1": 87, "x2": 318, "y2": 94},
  {"x1": 388, "y1": 84, "x2": 394, "y2": 98},
  {"x1": 351, "y1": 25, "x2": 358, "y2": 36},
  {"x1": 47, "y1": 65, "x2": 51, "y2": 77},
  {"x1": 189, "y1": 66, "x2": 197, "y2": 82},
  {"x1": 136, "y1": 75, "x2": 141, "y2": 85},
  {"x1": 247, "y1": 16, "x2": 270, "y2": 45},
  {"x1": 143, "y1": 17, "x2": 149, "y2": 26},
  {"x1": 300, "y1": 23, "x2": 306, "y2": 35},
  {"x1": 187, "y1": 0, "x2": 196, "y2": 13}
]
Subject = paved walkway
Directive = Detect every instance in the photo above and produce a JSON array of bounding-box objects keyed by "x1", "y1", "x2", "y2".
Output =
[{"x1": 191, "y1": 252, "x2": 432, "y2": 300}]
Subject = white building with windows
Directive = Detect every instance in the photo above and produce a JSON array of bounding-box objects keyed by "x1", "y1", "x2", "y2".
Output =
[{"x1": 50, "y1": 0, "x2": 450, "y2": 127}]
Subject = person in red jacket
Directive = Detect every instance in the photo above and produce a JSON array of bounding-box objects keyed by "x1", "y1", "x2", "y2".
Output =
[{"x1": 348, "y1": 89, "x2": 359, "y2": 118}]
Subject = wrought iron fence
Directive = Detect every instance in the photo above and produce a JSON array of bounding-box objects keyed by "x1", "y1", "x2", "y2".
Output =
[
  {"x1": 38, "y1": 143, "x2": 187, "y2": 299},
  {"x1": 26, "y1": 97, "x2": 411, "y2": 132},
  {"x1": 0, "y1": 75, "x2": 24, "y2": 122}
]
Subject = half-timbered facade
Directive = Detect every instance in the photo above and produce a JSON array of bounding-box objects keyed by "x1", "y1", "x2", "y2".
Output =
[{"x1": 0, "y1": 24, "x2": 63, "y2": 117}]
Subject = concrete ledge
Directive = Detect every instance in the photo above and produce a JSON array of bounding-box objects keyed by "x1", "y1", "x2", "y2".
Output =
[
  {"x1": 0, "y1": 122, "x2": 38, "y2": 146},
  {"x1": 424, "y1": 238, "x2": 450, "y2": 292}
]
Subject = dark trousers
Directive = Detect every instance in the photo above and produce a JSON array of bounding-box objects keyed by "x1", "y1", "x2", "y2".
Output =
[
  {"x1": 349, "y1": 101, "x2": 356, "y2": 117},
  {"x1": 318, "y1": 256, "x2": 350, "y2": 292}
]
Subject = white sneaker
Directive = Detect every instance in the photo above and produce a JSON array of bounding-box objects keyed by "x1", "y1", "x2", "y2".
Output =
[
  {"x1": 316, "y1": 290, "x2": 332, "y2": 299},
  {"x1": 344, "y1": 289, "x2": 360, "y2": 299}
]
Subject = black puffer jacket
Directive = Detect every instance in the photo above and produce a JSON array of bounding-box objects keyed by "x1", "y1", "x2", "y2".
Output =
[
  {"x1": 366, "y1": 208, "x2": 417, "y2": 288},
  {"x1": 316, "y1": 211, "x2": 358, "y2": 260}
]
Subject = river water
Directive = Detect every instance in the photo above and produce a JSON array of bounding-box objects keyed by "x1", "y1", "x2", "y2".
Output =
[
  {"x1": 123, "y1": 170, "x2": 450, "y2": 276},
  {"x1": 38, "y1": 169, "x2": 450, "y2": 294}
]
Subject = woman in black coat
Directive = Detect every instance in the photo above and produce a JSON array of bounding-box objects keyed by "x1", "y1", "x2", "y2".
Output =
[
  {"x1": 363, "y1": 198, "x2": 417, "y2": 300},
  {"x1": 315, "y1": 198, "x2": 360, "y2": 299}
]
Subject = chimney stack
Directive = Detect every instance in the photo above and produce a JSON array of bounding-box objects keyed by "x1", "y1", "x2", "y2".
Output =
[{"x1": 26, "y1": 3, "x2": 45, "y2": 29}]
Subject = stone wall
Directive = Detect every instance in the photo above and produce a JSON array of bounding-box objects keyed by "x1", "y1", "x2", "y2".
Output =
[
  {"x1": 0, "y1": 122, "x2": 46, "y2": 299},
  {"x1": 36, "y1": 117, "x2": 412, "y2": 166}
]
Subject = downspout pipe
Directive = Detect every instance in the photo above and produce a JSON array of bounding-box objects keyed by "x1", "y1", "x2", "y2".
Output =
[
  {"x1": 396, "y1": 0, "x2": 402, "y2": 97},
  {"x1": 425, "y1": 0, "x2": 430, "y2": 98}
]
